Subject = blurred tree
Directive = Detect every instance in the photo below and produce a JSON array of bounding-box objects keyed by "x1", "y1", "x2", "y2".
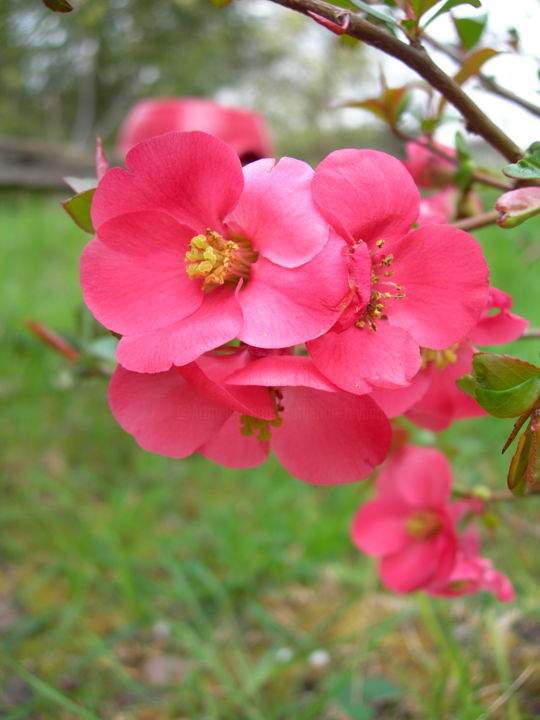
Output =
[{"x1": 0, "y1": 0, "x2": 386, "y2": 163}]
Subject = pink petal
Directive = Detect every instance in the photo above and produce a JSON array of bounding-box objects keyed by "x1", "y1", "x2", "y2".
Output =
[
  {"x1": 226, "y1": 355, "x2": 340, "y2": 391},
  {"x1": 226, "y1": 157, "x2": 330, "y2": 267},
  {"x1": 312, "y1": 149, "x2": 420, "y2": 243},
  {"x1": 178, "y1": 354, "x2": 276, "y2": 420},
  {"x1": 417, "y1": 188, "x2": 457, "y2": 226},
  {"x1": 469, "y1": 287, "x2": 528, "y2": 345},
  {"x1": 92, "y1": 131, "x2": 244, "y2": 233},
  {"x1": 380, "y1": 537, "x2": 453, "y2": 593},
  {"x1": 238, "y1": 234, "x2": 348, "y2": 348},
  {"x1": 351, "y1": 499, "x2": 410, "y2": 556},
  {"x1": 108, "y1": 365, "x2": 231, "y2": 458},
  {"x1": 307, "y1": 322, "x2": 422, "y2": 394},
  {"x1": 405, "y1": 344, "x2": 484, "y2": 431},
  {"x1": 271, "y1": 387, "x2": 391, "y2": 484},
  {"x1": 368, "y1": 370, "x2": 431, "y2": 418},
  {"x1": 198, "y1": 413, "x2": 270, "y2": 469},
  {"x1": 386, "y1": 225, "x2": 489, "y2": 348},
  {"x1": 116, "y1": 288, "x2": 243, "y2": 373},
  {"x1": 81, "y1": 216, "x2": 203, "y2": 335},
  {"x1": 376, "y1": 445, "x2": 453, "y2": 508}
]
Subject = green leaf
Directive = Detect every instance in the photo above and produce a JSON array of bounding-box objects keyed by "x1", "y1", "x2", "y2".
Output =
[
  {"x1": 503, "y1": 141, "x2": 540, "y2": 181},
  {"x1": 424, "y1": 0, "x2": 482, "y2": 27},
  {"x1": 470, "y1": 353, "x2": 540, "y2": 418},
  {"x1": 453, "y1": 131, "x2": 474, "y2": 190},
  {"x1": 62, "y1": 188, "x2": 95, "y2": 234},
  {"x1": 207, "y1": 0, "x2": 234, "y2": 6},
  {"x1": 42, "y1": 0, "x2": 74, "y2": 11},
  {"x1": 473, "y1": 353, "x2": 540, "y2": 390},
  {"x1": 452, "y1": 13, "x2": 487, "y2": 51},
  {"x1": 507, "y1": 430, "x2": 532, "y2": 495}
]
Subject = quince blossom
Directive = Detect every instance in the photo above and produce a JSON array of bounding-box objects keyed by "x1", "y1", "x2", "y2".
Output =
[
  {"x1": 117, "y1": 97, "x2": 273, "y2": 163},
  {"x1": 402, "y1": 138, "x2": 455, "y2": 188},
  {"x1": 81, "y1": 132, "x2": 345, "y2": 373},
  {"x1": 351, "y1": 445, "x2": 458, "y2": 593},
  {"x1": 109, "y1": 348, "x2": 391, "y2": 485},
  {"x1": 306, "y1": 149, "x2": 490, "y2": 394}
]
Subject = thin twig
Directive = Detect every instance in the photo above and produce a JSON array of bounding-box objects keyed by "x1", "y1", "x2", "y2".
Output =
[
  {"x1": 266, "y1": 0, "x2": 523, "y2": 162},
  {"x1": 451, "y1": 210, "x2": 500, "y2": 231}
]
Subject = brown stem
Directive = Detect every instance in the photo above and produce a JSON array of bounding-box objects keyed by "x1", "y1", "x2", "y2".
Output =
[
  {"x1": 451, "y1": 209, "x2": 500, "y2": 231},
  {"x1": 424, "y1": 33, "x2": 540, "y2": 120},
  {"x1": 266, "y1": 0, "x2": 523, "y2": 162}
]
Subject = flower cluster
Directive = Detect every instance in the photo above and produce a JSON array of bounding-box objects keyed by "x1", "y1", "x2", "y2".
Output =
[{"x1": 80, "y1": 130, "x2": 524, "y2": 600}]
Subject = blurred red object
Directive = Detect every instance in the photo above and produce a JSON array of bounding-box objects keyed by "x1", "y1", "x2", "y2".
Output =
[{"x1": 117, "y1": 98, "x2": 273, "y2": 164}]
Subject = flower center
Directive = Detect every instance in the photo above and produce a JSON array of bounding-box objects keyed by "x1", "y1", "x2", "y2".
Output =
[
  {"x1": 239, "y1": 414, "x2": 283, "y2": 442},
  {"x1": 239, "y1": 389, "x2": 284, "y2": 442},
  {"x1": 405, "y1": 510, "x2": 443, "y2": 540},
  {"x1": 421, "y1": 344, "x2": 459, "y2": 370},
  {"x1": 355, "y1": 239, "x2": 406, "y2": 331},
  {"x1": 185, "y1": 228, "x2": 258, "y2": 291}
]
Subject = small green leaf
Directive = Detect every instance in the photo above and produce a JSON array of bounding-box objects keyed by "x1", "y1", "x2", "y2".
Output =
[
  {"x1": 503, "y1": 141, "x2": 540, "y2": 181},
  {"x1": 453, "y1": 131, "x2": 474, "y2": 190},
  {"x1": 452, "y1": 13, "x2": 487, "y2": 51},
  {"x1": 350, "y1": 0, "x2": 399, "y2": 25},
  {"x1": 470, "y1": 353, "x2": 540, "y2": 418},
  {"x1": 424, "y1": 0, "x2": 482, "y2": 28},
  {"x1": 42, "y1": 0, "x2": 74, "y2": 11},
  {"x1": 207, "y1": 0, "x2": 234, "y2": 6},
  {"x1": 507, "y1": 430, "x2": 532, "y2": 495},
  {"x1": 62, "y1": 188, "x2": 95, "y2": 234}
]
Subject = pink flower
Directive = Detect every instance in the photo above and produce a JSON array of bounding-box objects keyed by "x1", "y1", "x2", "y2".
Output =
[
  {"x1": 428, "y1": 517, "x2": 514, "y2": 602},
  {"x1": 109, "y1": 348, "x2": 391, "y2": 485},
  {"x1": 117, "y1": 98, "x2": 273, "y2": 164},
  {"x1": 402, "y1": 138, "x2": 455, "y2": 188},
  {"x1": 305, "y1": 149, "x2": 489, "y2": 395},
  {"x1": 82, "y1": 132, "x2": 345, "y2": 373},
  {"x1": 370, "y1": 287, "x2": 528, "y2": 429},
  {"x1": 351, "y1": 445, "x2": 458, "y2": 593}
]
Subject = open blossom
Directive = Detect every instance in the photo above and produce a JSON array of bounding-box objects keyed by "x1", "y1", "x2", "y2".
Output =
[
  {"x1": 402, "y1": 138, "x2": 455, "y2": 188},
  {"x1": 117, "y1": 97, "x2": 273, "y2": 163},
  {"x1": 82, "y1": 131, "x2": 346, "y2": 373},
  {"x1": 306, "y1": 149, "x2": 489, "y2": 395},
  {"x1": 370, "y1": 287, "x2": 528, "y2": 428},
  {"x1": 351, "y1": 445, "x2": 458, "y2": 593},
  {"x1": 109, "y1": 349, "x2": 391, "y2": 485}
]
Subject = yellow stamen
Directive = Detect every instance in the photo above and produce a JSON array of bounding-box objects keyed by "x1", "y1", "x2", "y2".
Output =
[
  {"x1": 185, "y1": 228, "x2": 257, "y2": 291},
  {"x1": 405, "y1": 510, "x2": 443, "y2": 540}
]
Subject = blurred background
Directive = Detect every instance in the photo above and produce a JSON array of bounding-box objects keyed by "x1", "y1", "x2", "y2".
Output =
[{"x1": 2, "y1": 1, "x2": 540, "y2": 718}]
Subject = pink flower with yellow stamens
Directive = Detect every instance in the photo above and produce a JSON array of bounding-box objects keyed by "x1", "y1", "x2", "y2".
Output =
[
  {"x1": 81, "y1": 131, "x2": 346, "y2": 373},
  {"x1": 306, "y1": 148, "x2": 490, "y2": 394}
]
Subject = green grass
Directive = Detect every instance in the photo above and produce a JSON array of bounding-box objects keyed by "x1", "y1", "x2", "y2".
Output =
[{"x1": 1, "y1": 192, "x2": 540, "y2": 719}]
